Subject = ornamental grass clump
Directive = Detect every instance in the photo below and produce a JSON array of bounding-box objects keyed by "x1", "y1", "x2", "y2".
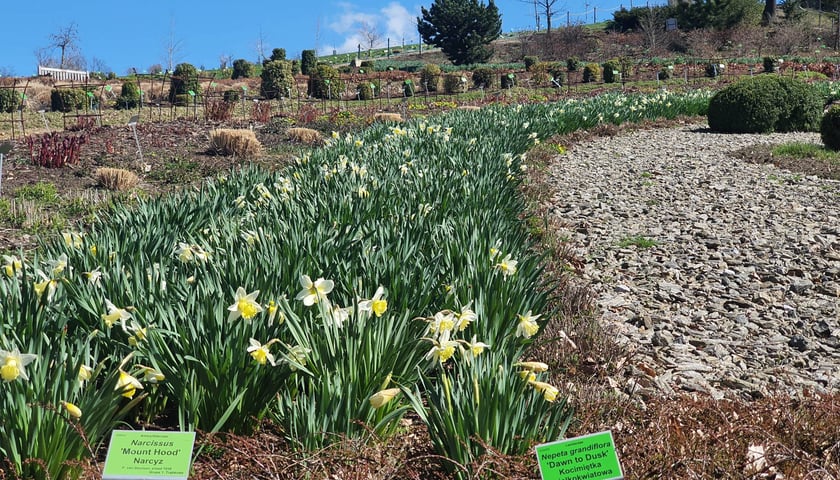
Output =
[
  {"x1": 286, "y1": 127, "x2": 323, "y2": 145},
  {"x1": 95, "y1": 167, "x2": 139, "y2": 191},
  {"x1": 209, "y1": 129, "x2": 262, "y2": 157}
]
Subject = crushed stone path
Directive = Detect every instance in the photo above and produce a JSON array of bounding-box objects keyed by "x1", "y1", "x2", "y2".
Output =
[{"x1": 547, "y1": 124, "x2": 840, "y2": 400}]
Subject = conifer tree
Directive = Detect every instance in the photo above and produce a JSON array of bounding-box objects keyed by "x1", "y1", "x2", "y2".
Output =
[{"x1": 417, "y1": 0, "x2": 502, "y2": 65}]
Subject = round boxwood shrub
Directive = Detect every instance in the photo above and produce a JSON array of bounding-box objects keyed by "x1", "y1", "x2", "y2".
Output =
[
  {"x1": 707, "y1": 76, "x2": 822, "y2": 133},
  {"x1": 582, "y1": 63, "x2": 601, "y2": 83},
  {"x1": 821, "y1": 105, "x2": 840, "y2": 150},
  {"x1": 567, "y1": 56, "x2": 581, "y2": 72},
  {"x1": 357, "y1": 82, "x2": 374, "y2": 100},
  {"x1": 116, "y1": 81, "x2": 141, "y2": 109},
  {"x1": 223, "y1": 89, "x2": 241, "y2": 103},
  {"x1": 443, "y1": 74, "x2": 467, "y2": 94},
  {"x1": 602, "y1": 59, "x2": 621, "y2": 83},
  {"x1": 51, "y1": 88, "x2": 86, "y2": 112},
  {"x1": 472, "y1": 67, "x2": 494, "y2": 88},
  {"x1": 419, "y1": 64, "x2": 442, "y2": 92},
  {"x1": 169, "y1": 63, "x2": 201, "y2": 103},
  {"x1": 0, "y1": 88, "x2": 22, "y2": 113},
  {"x1": 500, "y1": 72, "x2": 516, "y2": 89},
  {"x1": 307, "y1": 64, "x2": 343, "y2": 99},
  {"x1": 261, "y1": 60, "x2": 294, "y2": 99}
]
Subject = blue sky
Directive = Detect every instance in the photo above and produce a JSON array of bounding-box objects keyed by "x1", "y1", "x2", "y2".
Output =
[{"x1": 0, "y1": 0, "x2": 630, "y2": 76}]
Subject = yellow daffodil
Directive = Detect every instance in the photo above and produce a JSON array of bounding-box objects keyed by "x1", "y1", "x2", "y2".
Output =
[
  {"x1": 247, "y1": 338, "x2": 278, "y2": 366},
  {"x1": 62, "y1": 401, "x2": 82, "y2": 419},
  {"x1": 33, "y1": 270, "x2": 59, "y2": 303},
  {"x1": 83, "y1": 268, "x2": 102, "y2": 285},
  {"x1": 101, "y1": 299, "x2": 131, "y2": 328},
  {"x1": 0, "y1": 348, "x2": 37, "y2": 382},
  {"x1": 328, "y1": 304, "x2": 351, "y2": 328},
  {"x1": 514, "y1": 361, "x2": 549, "y2": 373},
  {"x1": 127, "y1": 322, "x2": 148, "y2": 347},
  {"x1": 227, "y1": 287, "x2": 263, "y2": 322},
  {"x1": 136, "y1": 365, "x2": 165, "y2": 383},
  {"x1": 50, "y1": 253, "x2": 69, "y2": 277},
  {"x1": 295, "y1": 275, "x2": 334, "y2": 306},
  {"x1": 78, "y1": 365, "x2": 93, "y2": 383},
  {"x1": 62, "y1": 231, "x2": 83, "y2": 249},
  {"x1": 358, "y1": 286, "x2": 388, "y2": 318},
  {"x1": 266, "y1": 300, "x2": 283, "y2": 324},
  {"x1": 357, "y1": 186, "x2": 370, "y2": 198},
  {"x1": 369, "y1": 388, "x2": 401, "y2": 408},
  {"x1": 516, "y1": 311, "x2": 541, "y2": 338},
  {"x1": 455, "y1": 303, "x2": 476, "y2": 331},
  {"x1": 90, "y1": 244, "x2": 98, "y2": 257},
  {"x1": 494, "y1": 254, "x2": 518, "y2": 276},
  {"x1": 115, "y1": 369, "x2": 143, "y2": 398},
  {"x1": 461, "y1": 335, "x2": 490, "y2": 363},
  {"x1": 287, "y1": 345, "x2": 309, "y2": 371},
  {"x1": 2, "y1": 255, "x2": 22, "y2": 278},
  {"x1": 529, "y1": 380, "x2": 560, "y2": 402},
  {"x1": 427, "y1": 310, "x2": 456, "y2": 336}
]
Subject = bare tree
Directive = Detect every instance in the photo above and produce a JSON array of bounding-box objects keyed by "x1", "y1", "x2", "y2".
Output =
[
  {"x1": 255, "y1": 28, "x2": 268, "y2": 64},
  {"x1": 219, "y1": 53, "x2": 232, "y2": 70},
  {"x1": 522, "y1": 0, "x2": 562, "y2": 33},
  {"x1": 89, "y1": 56, "x2": 111, "y2": 74},
  {"x1": 163, "y1": 18, "x2": 184, "y2": 72},
  {"x1": 36, "y1": 23, "x2": 86, "y2": 70},
  {"x1": 359, "y1": 21, "x2": 382, "y2": 55},
  {"x1": 638, "y1": 7, "x2": 667, "y2": 53}
]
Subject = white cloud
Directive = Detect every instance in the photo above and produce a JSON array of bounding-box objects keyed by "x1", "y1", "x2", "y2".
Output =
[{"x1": 324, "y1": 2, "x2": 418, "y2": 55}]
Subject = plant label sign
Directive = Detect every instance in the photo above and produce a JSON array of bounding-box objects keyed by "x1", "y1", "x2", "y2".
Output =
[
  {"x1": 535, "y1": 430, "x2": 623, "y2": 480},
  {"x1": 102, "y1": 430, "x2": 195, "y2": 480}
]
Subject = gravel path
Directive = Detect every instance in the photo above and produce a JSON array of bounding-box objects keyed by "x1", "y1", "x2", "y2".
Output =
[{"x1": 548, "y1": 124, "x2": 840, "y2": 400}]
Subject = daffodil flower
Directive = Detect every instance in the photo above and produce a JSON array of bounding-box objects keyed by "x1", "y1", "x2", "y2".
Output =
[
  {"x1": 461, "y1": 335, "x2": 490, "y2": 363},
  {"x1": 102, "y1": 299, "x2": 131, "y2": 328},
  {"x1": 136, "y1": 365, "x2": 165, "y2": 383},
  {"x1": 247, "y1": 338, "x2": 278, "y2": 366},
  {"x1": 2, "y1": 255, "x2": 22, "y2": 278},
  {"x1": 455, "y1": 303, "x2": 476, "y2": 331},
  {"x1": 62, "y1": 401, "x2": 82, "y2": 419},
  {"x1": 358, "y1": 286, "x2": 388, "y2": 318},
  {"x1": 328, "y1": 304, "x2": 351, "y2": 328},
  {"x1": 83, "y1": 268, "x2": 103, "y2": 285},
  {"x1": 0, "y1": 348, "x2": 37, "y2": 382},
  {"x1": 115, "y1": 369, "x2": 143, "y2": 398},
  {"x1": 287, "y1": 345, "x2": 309, "y2": 371},
  {"x1": 516, "y1": 311, "x2": 541, "y2": 338},
  {"x1": 369, "y1": 388, "x2": 401, "y2": 409},
  {"x1": 227, "y1": 287, "x2": 263, "y2": 322},
  {"x1": 514, "y1": 361, "x2": 549, "y2": 373},
  {"x1": 529, "y1": 380, "x2": 559, "y2": 402},
  {"x1": 266, "y1": 300, "x2": 284, "y2": 324},
  {"x1": 295, "y1": 275, "x2": 334, "y2": 306},
  {"x1": 62, "y1": 231, "x2": 83, "y2": 249},
  {"x1": 78, "y1": 365, "x2": 93, "y2": 383},
  {"x1": 425, "y1": 332, "x2": 458, "y2": 364},
  {"x1": 426, "y1": 310, "x2": 456, "y2": 336},
  {"x1": 127, "y1": 322, "x2": 148, "y2": 347},
  {"x1": 494, "y1": 253, "x2": 518, "y2": 277},
  {"x1": 49, "y1": 253, "x2": 69, "y2": 277}
]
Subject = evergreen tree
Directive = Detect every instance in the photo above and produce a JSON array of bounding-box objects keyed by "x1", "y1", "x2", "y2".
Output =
[{"x1": 417, "y1": 0, "x2": 502, "y2": 65}]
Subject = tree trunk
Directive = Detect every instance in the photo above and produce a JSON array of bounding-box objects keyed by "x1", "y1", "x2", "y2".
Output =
[{"x1": 762, "y1": 0, "x2": 776, "y2": 25}]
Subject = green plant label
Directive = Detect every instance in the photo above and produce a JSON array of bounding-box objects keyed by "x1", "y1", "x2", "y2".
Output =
[
  {"x1": 324, "y1": 79, "x2": 331, "y2": 84},
  {"x1": 241, "y1": 86, "x2": 248, "y2": 91},
  {"x1": 105, "y1": 85, "x2": 113, "y2": 91},
  {"x1": 187, "y1": 90, "x2": 195, "y2": 96},
  {"x1": 612, "y1": 70, "x2": 619, "y2": 75},
  {"x1": 102, "y1": 431, "x2": 195, "y2": 480},
  {"x1": 210, "y1": 82, "x2": 217, "y2": 87},
  {"x1": 507, "y1": 73, "x2": 515, "y2": 79},
  {"x1": 87, "y1": 91, "x2": 94, "y2": 97},
  {"x1": 535, "y1": 430, "x2": 623, "y2": 480}
]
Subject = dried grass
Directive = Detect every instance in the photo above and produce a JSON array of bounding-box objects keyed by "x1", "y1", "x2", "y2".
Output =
[
  {"x1": 286, "y1": 127, "x2": 322, "y2": 145},
  {"x1": 457, "y1": 105, "x2": 481, "y2": 111},
  {"x1": 209, "y1": 128, "x2": 262, "y2": 157},
  {"x1": 373, "y1": 112, "x2": 404, "y2": 123},
  {"x1": 95, "y1": 167, "x2": 139, "y2": 191}
]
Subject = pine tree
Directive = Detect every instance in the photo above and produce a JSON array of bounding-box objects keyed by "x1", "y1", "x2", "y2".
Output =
[{"x1": 417, "y1": 0, "x2": 502, "y2": 65}]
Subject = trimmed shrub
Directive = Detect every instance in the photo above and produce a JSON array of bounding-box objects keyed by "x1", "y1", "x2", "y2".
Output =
[
  {"x1": 307, "y1": 64, "x2": 343, "y2": 99},
  {"x1": 116, "y1": 80, "x2": 140, "y2": 110},
  {"x1": 500, "y1": 73, "x2": 516, "y2": 89},
  {"x1": 821, "y1": 105, "x2": 840, "y2": 151},
  {"x1": 443, "y1": 74, "x2": 468, "y2": 94},
  {"x1": 50, "y1": 89, "x2": 86, "y2": 112},
  {"x1": 173, "y1": 93, "x2": 193, "y2": 107},
  {"x1": 567, "y1": 56, "x2": 581, "y2": 72},
  {"x1": 169, "y1": 63, "x2": 201, "y2": 103},
  {"x1": 360, "y1": 60, "x2": 375, "y2": 70},
  {"x1": 0, "y1": 88, "x2": 22, "y2": 113},
  {"x1": 260, "y1": 60, "x2": 294, "y2": 99},
  {"x1": 472, "y1": 68, "x2": 494, "y2": 88},
  {"x1": 524, "y1": 55, "x2": 540, "y2": 71},
  {"x1": 287, "y1": 127, "x2": 322, "y2": 144},
  {"x1": 269, "y1": 48, "x2": 286, "y2": 62},
  {"x1": 301, "y1": 49, "x2": 317, "y2": 75},
  {"x1": 223, "y1": 90, "x2": 241, "y2": 103},
  {"x1": 658, "y1": 65, "x2": 674, "y2": 80},
  {"x1": 420, "y1": 64, "x2": 442, "y2": 92},
  {"x1": 705, "y1": 62, "x2": 724, "y2": 78},
  {"x1": 403, "y1": 79, "x2": 415, "y2": 97},
  {"x1": 209, "y1": 129, "x2": 262, "y2": 157},
  {"x1": 95, "y1": 167, "x2": 139, "y2": 191},
  {"x1": 582, "y1": 63, "x2": 601, "y2": 83},
  {"x1": 603, "y1": 60, "x2": 621, "y2": 83},
  {"x1": 232, "y1": 59, "x2": 254, "y2": 79},
  {"x1": 708, "y1": 76, "x2": 821, "y2": 133},
  {"x1": 763, "y1": 57, "x2": 780, "y2": 73},
  {"x1": 357, "y1": 82, "x2": 374, "y2": 100}
]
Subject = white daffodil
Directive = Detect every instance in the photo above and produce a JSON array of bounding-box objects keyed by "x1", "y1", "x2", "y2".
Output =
[
  {"x1": 0, "y1": 348, "x2": 37, "y2": 382},
  {"x1": 227, "y1": 287, "x2": 263, "y2": 322},
  {"x1": 516, "y1": 310, "x2": 541, "y2": 339},
  {"x1": 295, "y1": 275, "x2": 334, "y2": 306},
  {"x1": 358, "y1": 286, "x2": 388, "y2": 318},
  {"x1": 102, "y1": 299, "x2": 131, "y2": 328},
  {"x1": 248, "y1": 338, "x2": 278, "y2": 366},
  {"x1": 115, "y1": 369, "x2": 143, "y2": 398}
]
